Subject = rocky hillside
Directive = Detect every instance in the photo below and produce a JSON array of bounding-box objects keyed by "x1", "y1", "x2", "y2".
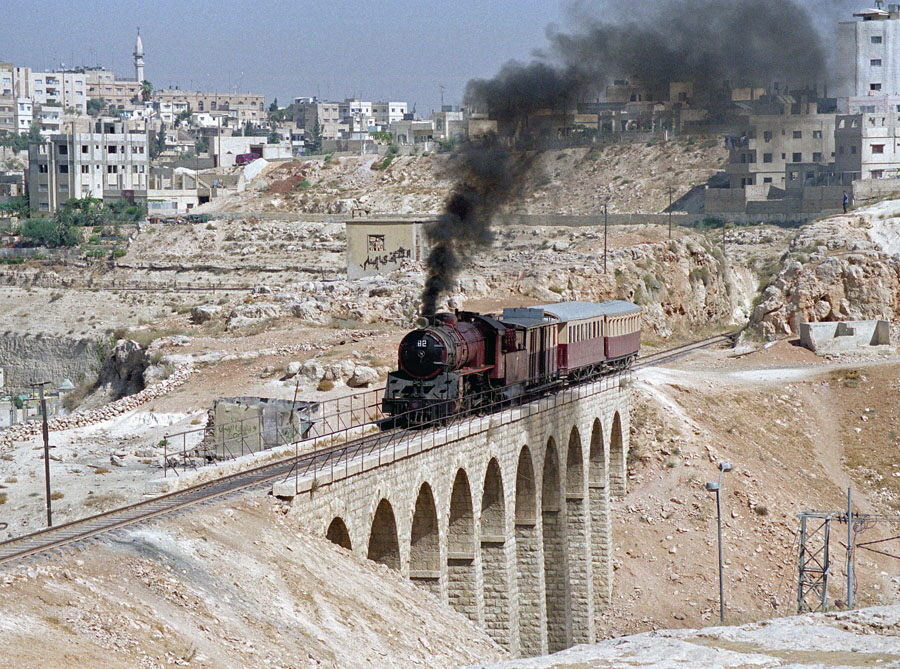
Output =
[
  {"x1": 752, "y1": 200, "x2": 900, "y2": 338},
  {"x1": 202, "y1": 136, "x2": 727, "y2": 216}
]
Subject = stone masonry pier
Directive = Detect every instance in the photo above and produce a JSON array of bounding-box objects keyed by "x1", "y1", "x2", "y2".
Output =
[{"x1": 274, "y1": 373, "x2": 631, "y2": 657}]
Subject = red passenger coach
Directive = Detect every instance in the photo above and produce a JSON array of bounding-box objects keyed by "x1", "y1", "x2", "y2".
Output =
[{"x1": 538, "y1": 300, "x2": 642, "y2": 376}]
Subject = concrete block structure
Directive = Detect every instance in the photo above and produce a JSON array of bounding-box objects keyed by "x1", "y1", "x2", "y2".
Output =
[
  {"x1": 274, "y1": 375, "x2": 631, "y2": 657},
  {"x1": 26, "y1": 118, "x2": 149, "y2": 214},
  {"x1": 345, "y1": 219, "x2": 428, "y2": 279},
  {"x1": 800, "y1": 320, "x2": 892, "y2": 355},
  {"x1": 835, "y1": 112, "x2": 900, "y2": 179},
  {"x1": 836, "y1": 5, "x2": 900, "y2": 99}
]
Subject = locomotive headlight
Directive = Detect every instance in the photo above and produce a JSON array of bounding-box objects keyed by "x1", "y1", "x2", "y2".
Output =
[{"x1": 415, "y1": 316, "x2": 429, "y2": 329}]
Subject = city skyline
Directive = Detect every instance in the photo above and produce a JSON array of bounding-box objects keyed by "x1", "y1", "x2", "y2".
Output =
[{"x1": 2, "y1": 0, "x2": 566, "y2": 116}]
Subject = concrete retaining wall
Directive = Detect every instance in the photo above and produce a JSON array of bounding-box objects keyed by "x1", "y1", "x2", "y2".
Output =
[{"x1": 799, "y1": 320, "x2": 892, "y2": 355}]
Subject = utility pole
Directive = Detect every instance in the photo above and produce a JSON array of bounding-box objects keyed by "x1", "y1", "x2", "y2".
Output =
[
  {"x1": 847, "y1": 487, "x2": 854, "y2": 609},
  {"x1": 668, "y1": 187, "x2": 674, "y2": 239},
  {"x1": 32, "y1": 381, "x2": 52, "y2": 527},
  {"x1": 706, "y1": 461, "x2": 732, "y2": 624},
  {"x1": 604, "y1": 200, "x2": 609, "y2": 274}
]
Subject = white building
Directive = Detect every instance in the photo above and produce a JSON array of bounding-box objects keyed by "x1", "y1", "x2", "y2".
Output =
[
  {"x1": 14, "y1": 98, "x2": 33, "y2": 132},
  {"x1": 372, "y1": 101, "x2": 407, "y2": 126},
  {"x1": 835, "y1": 112, "x2": 900, "y2": 179},
  {"x1": 836, "y1": 4, "x2": 900, "y2": 98}
]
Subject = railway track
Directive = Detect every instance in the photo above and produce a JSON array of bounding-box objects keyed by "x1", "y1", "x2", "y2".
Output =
[
  {"x1": 0, "y1": 428, "x2": 402, "y2": 569},
  {"x1": 634, "y1": 329, "x2": 742, "y2": 370},
  {"x1": 0, "y1": 328, "x2": 741, "y2": 569}
]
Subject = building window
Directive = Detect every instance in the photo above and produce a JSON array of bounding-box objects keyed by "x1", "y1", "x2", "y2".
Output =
[
  {"x1": 39, "y1": 202, "x2": 49, "y2": 211},
  {"x1": 59, "y1": 164, "x2": 68, "y2": 173},
  {"x1": 793, "y1": 152, "x2": 802, "y2": 162},
  {"x1": 872, "y1": 144, "x2": 885, "y2": 153},
  {"x1": 872, "y1": 35, "x2": 883, "y2": 44},
  {"x1": 763, "y1": 177, "x2": 773, "y2": 183},
  {"x1": 851, "y1": 145, "x2": 857, "y2": 154},
  {"x1": 107, "y1": 165, "x2": 117, "y2": 173},
  {"x1": 871, "y1": 83, "x2": 882, "y2": 91},
  {"x1": 792, "y1": 130, "x2": 802, "y2": 139},
  {"x1": 81, "y1": 165, "x2": 89, "y2": 173},
  {"x1": 763, "y1": 153, "x2": 773, "y2": 163},
  {"x1": 38, "y1": 164, "x2": 48, "y2": 173},
  {"x1": 813, "y1": 152, "x2": 822, "y2": 162},
  {"x1": 812, "y1": 130, "x2": 823, "y2": 139},
  {"x1": 108, "y1": 145, "x2": 117, "y2": 154},
  {"x1": 781, "y1": 153, "x2": 786, "y2": 159},
  {"x1": 872, "y1": 169, "x2": 884, "y2": 178},
  {"x1": 58, "y1": 144, "x2": 67, "y2": 155},
  {"x1": 81, "y1": 144, "x2": 88, "y2": 153},
  {"x1": 871, "y1": 59, "x2": 883, "y2": 66}
]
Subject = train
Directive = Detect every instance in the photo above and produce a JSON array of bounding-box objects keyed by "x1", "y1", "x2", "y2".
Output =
[{"x1": 381, "y1": 300, "x2": 642, "y2": 425}]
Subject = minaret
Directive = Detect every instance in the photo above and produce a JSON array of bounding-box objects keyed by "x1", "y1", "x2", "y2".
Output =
[{"x1": 133, "y1": 29, "x2": 145, "y2": 83}]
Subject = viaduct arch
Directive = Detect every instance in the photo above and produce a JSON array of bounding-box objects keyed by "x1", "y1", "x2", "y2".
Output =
[{"x1": 279, "y1": 375, "x2": 630, "y2": 657}]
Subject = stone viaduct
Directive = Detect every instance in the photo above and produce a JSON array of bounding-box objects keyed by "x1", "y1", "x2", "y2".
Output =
[{"x1": 275, "y1": 373, "x2": 631, "y2": 657}]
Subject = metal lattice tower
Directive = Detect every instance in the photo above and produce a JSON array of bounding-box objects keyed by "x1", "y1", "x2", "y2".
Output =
[{"x1": 797, "y1": 511, "x2": 833, "y2": 613}]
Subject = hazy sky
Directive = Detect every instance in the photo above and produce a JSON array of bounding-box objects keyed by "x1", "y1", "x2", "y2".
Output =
[{"x1": 0, "y1": 1, "x2": 871, "y2": 116}]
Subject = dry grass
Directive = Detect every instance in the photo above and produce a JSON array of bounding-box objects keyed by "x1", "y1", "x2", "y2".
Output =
[
  {"x1": 83, "y1": 491, "x2": 126, "y2": 511},
  {"x1": 93, "y1": 466, "x2": 110, "y2": 475},
  {"x1": 50, "y1": 491, "x2": 64, "y2": 500}
]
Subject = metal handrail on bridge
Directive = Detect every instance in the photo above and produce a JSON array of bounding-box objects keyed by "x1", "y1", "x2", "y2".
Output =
[
  {"x1": 161, "y1": 387, "x2": 387, "y2": 477},
  {"x1": 277, "y1": 370, "x2": 630, "y2": 497}
]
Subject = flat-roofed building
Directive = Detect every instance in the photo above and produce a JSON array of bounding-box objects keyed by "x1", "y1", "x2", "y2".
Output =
[{"x1": 27, "y1": 118, "x2": 149, "y2": 213}]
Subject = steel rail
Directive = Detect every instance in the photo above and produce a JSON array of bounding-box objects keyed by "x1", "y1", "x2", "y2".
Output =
[
  {"x1": 634, "y1": 329, "x2": 741, "y2": 370},
  {"x1": 0, "y1": 428, "x2": 399, "y2": 568},
  {"x1": 0, "y1": 328, "x2": 739, "y2": 568}
]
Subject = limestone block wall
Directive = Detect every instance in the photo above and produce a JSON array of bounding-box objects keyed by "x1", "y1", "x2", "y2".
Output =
[{"x1": 283, "y1": 375, "x2": 632, "y2": 658}]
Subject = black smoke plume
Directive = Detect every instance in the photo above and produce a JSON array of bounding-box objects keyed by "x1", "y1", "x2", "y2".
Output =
[
  {"x1": 421, "y1": 0, "x2": 829, "y2": 313},
  {"x1": 421, "y1": 140, "x2": 534, "y2": 315}
]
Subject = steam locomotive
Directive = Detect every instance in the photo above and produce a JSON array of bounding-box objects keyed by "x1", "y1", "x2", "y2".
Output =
[{"x1": 382, "y1": 300, "x2": 642, "y2": 425}]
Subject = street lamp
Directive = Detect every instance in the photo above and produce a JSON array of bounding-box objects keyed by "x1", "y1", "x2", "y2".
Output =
[{"x1": 706, "y1": 461, "x2": 732, "y2": 624}]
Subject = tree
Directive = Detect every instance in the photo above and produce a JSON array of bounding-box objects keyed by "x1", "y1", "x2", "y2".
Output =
[
  {"x1": 27, "y1": 121, "x2": 41, "y2": 143},
  {"x1": 0, "y1": 194, "x2": 30, "y2": 218},
  {"x1": 86, "y1": 98, "x2": 107, "y2": 117},
  {"x1": 141, "y1": 80, "x2": 153, "y2": 103},
  {"x1": 195, "y1": 137, "x2": 209, "y2": 154},
  {"x1": 309, "y1": 117, "x2": 322, "y2": 154},
  {"x1": 267, "y1": 131, "x2": 281, "y2": 144},
  {"x1": 268, "y1": 98, "x2": 278, "y2": 113},
  {"x1": 18, "y1": 216, "x2": 80, "y2": 248},
  {"x1": 150, "y1": 122, "x2": 167, "y2": 160},
  {"x1": 174, "y1": 106, "x2": 192, "y2": 129}
]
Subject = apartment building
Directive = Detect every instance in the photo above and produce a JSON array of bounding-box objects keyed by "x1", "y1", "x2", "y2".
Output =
[
  {"x1": 372, "y1": 101, "x2": 407, "y2": 126},
  {"x1": 293, "y1": 98, "x2": 345, "y2": 139},
  {"x1": 835, "y1": 112, "x2": 900, "y2": 179},
  {"x1": 836, "y1": 4, "x2": 900, "y2": 98},
  {"x1": 726, "y1": 101, "x2": 836, "y2": 188},
  {"x1": 27, "y1": 119, "x2": 149, "y2": 213},
  {"x1": 154, "y1": 90, "x2": 266, "y2": 126},
  {"x1": 86, "y1": 68, "x2": 142, "y2": 111}
]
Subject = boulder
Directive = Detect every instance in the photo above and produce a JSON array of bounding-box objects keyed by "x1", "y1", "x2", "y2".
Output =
[
  {"x1": 347, "y1": 365, "x2": 379, "y2": 387},
  {"x1": 285, "y1": 361, "x2": 302, "y2": 377},
  {"x1": 190, "y1": 304, "x2": 223, "y2": 324}
]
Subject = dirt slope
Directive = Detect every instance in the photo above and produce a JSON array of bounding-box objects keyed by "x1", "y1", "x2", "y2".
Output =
[{"x1": 0, "y1": 495, "x2": 503, "y2": 669}]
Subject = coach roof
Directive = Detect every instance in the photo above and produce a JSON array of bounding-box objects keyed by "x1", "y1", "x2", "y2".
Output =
[{"x1": 535, "y1": 300, "x2": 641, "y2": 322}]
